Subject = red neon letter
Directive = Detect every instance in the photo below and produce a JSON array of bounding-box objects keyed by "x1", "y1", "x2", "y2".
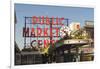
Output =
[
  {"x1": 32, "y1": 16, "x2": 38, "y2": 24},
  {"x1": 46, "y1": 16, "x2": 50, "y2": 25},
  {"x1": 23, "y1": 27, "x2": 29, "y2": 37},
  {"x1": 37, "y1": 27, "x2": 42, "y2": 36},
  {"x1": 59, "y1": 17, "x2": 64, "y2": 25},
  {"x1": 31, "y1": 28, "x2": 35, "y2": 37},
  {"x1": 44, "y1": 28, "x2": 48, "y2": 36}
]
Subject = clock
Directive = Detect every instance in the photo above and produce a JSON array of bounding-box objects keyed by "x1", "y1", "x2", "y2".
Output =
[{"x1": 60, "y1": 26, "x2": 71, "y2": 38}]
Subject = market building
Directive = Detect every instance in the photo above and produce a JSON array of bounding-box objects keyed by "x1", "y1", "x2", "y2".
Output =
[
  {"x1": 15, "y1": 20, "x2": 94, "y2": 65},
  {"x1": 52, "y1": 21, "x2": 94, "y2": 62}
]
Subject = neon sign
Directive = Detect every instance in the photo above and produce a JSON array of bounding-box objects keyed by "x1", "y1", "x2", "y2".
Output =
[{"x1": 23, "y1": 16, "x2": 67, "y2": 48}]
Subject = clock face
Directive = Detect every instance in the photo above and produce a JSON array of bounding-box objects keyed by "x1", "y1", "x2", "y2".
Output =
[{"x1": 60, "y1": 26, "x2": 71, "y2": 38}]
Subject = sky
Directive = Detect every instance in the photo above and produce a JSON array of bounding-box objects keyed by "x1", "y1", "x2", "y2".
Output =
[{"x1": 15, "y1": 3, "x2": 94, "y2": 50}]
